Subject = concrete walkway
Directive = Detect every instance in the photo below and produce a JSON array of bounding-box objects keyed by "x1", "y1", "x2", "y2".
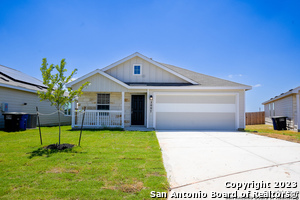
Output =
[{"x1": 156, "y1": 131, "x2": 300, "y2": 199}]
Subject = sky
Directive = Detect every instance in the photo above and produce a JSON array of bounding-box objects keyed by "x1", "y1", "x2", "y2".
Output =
[{"x1": 0, "y1": 0, "x2": 299, "y2": 112}]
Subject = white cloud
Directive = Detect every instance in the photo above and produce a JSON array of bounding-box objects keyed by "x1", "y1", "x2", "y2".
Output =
[
  {"x1": 253, "y1": 84, "x2": 262, "y2": 87},
  {"x1": 69, "y1": 77, "x2": 78, "y2": 82},
  {"x1": 228, "y1": 74, "x2": 242, "y2": 78}
]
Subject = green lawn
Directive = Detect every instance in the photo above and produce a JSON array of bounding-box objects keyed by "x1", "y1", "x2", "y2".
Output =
[
  {"x1": 245, "y1": 124, "x2": 300, "y2": 143},
  {"x1": 0, "y1": 126, "x2": 169, "y2": 199}
]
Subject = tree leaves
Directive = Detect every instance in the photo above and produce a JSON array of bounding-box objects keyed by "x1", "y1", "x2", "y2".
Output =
[{"x1": 37, "y1": 58, "x2": 89, "y2": 111}]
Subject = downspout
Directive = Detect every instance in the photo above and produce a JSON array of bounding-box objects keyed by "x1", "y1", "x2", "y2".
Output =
[
  {"x1": 243, "y1": 89, "x2": 246, "y2": 129},
  {"x1": 122, "y1": 92, "x2": 125, "y2": 128},
  {"x1": 297, "y1": 93, "x2": 300, "y2": 132}
]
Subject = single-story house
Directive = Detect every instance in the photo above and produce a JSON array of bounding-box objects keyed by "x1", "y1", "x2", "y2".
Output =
[
  {"x1": 262, "y1": 86, "x2": 300, "y2": 132},
  {"x1": 0, "y1": 65, "x2": 71, "y2": 129},
  {"x1": 66, "y1": 52, "x2": 251, "y2": 130}
]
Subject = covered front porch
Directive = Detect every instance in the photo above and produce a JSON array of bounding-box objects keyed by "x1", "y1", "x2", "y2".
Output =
[{"x1": 71, "y1": 91, "x2": 151, "y2": 129}]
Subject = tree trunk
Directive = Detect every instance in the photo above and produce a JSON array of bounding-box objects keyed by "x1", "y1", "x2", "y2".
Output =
[{"x1": 58, "y1": 108, "x2": 61, "y2": 145}]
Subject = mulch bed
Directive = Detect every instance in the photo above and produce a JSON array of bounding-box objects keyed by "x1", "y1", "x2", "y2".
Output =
[{"x1": 44, "y1": 143, "x2": 75, "y2": 150}]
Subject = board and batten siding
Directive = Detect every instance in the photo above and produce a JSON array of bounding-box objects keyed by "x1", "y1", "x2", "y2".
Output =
[
  {"x1": 105, "y1": 56, "x2": 188, "y2": 83},
  {"x1": 0, "y1": 87, "x2": 71, "y2": 129},
  {"x1": 72, "y1": 73, "x2": 128, "y2": 92}
]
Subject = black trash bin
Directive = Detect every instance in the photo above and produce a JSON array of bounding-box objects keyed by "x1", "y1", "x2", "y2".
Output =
[
  {"x1": 271, "y1": 116, "x2": 287, "y2": 130},
  {"x1": 2, "y1": 112, "x2": 27, "y2": 132},
  {"x1": 27, "y1": 114, "x2": 37, "y2": 128}
]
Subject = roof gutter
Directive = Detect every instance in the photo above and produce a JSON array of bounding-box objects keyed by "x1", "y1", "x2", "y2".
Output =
[
  {"x1": 262, "y1": 86, "x2": 300, "y2": 105},
  {"x1": 0, "y1": 83, "x2": 38, "y2": 93}
]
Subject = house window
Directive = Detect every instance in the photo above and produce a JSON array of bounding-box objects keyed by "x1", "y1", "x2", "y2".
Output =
[
  {"x1": 97, "y1": 94, "x2": 110, "y2": 115},
  {"x1": 133, "y1": 65, "x2": 142, "y2": 75},
  {"x1": 64, "y1": 103, "x2": 71, "y2": 116}
]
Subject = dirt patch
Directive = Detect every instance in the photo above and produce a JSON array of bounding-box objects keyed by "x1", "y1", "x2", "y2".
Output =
[
  {"x1": 101, "y1": 181, "x2": 144, "y2": 193},
  {"x1": 44, "y1": 143, "x2": 75, "y2": 150},
  {"x1": 46, "y1": 167, "x2": 79, "y2": 174},
  {"x1": 120, "y1": 182, "x2": 144, "y2": 193},
  {"x1": 251, "y1": 132, "x2": 300, "y2": 143},
  {"x1": 146, "y1": 172, "x2": 165, "y2": 177}
]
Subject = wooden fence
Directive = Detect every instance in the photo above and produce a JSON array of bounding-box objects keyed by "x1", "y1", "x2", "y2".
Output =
[{"x1": 246, "y1": 111, "x2": 265, "y2": 125}]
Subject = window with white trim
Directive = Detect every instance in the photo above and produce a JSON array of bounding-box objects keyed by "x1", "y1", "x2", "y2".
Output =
[
  {"x1": 133, "y1": 65, "x2": 141, "y2": 75},
  {"x1": 64, "y1": 103, "x2": 71, "y2": 116},
  {"x1": 97, "y1": 94, "x2": 110, "y2": 115}
]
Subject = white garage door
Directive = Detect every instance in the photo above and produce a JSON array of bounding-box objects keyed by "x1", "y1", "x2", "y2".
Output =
[{"x1": 154, "y1": 93, "x2": 238, "y2": 130}]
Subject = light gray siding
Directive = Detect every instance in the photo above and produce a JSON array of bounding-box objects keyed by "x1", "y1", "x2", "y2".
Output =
[
  {"x1": 264, "y1": 95, "x2": 296, "y2": 129},
  {"x1": 105, "y1": 56, "x2": 188, "y2": 83},
  {"x1": 0, "y1": 87, "x2": 71, "y2": 129},
  {"x1": 72, "y1": 73, "x2": 128, "y2": 92}
]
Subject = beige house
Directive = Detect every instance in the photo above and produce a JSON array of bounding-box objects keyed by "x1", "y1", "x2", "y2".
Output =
[
  {"x1": 67, "y1": 52, "x2": 251, "y2": 130},
  {"x1": 0, "y1": 65, "x2": 71, "y2": 129},
  {"x1": 262, "y1": 86, "x2": 300, "y2": 131}
]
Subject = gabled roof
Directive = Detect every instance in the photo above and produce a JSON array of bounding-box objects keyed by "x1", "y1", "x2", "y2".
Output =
[
  {"x1": 66, "y1": 69, "x2": 130, "y2": 89},
  {"x1": 67, "y1": 52, "x2": 251, "y2": 90},
  {"x1": 157, "y1": 62, "x2": 251, "y2": 88},
  {"x1": 262, "y1": 86, "x2": 300, "y2": 105},
  {"x1": 101, "y1": 52, "x2": 198, "y2": 85},
  {"x1": 0, "y1": 65, "x2": 47, "y2": 93}
]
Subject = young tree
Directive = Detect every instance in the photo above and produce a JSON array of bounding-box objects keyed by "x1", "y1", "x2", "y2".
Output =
[{"x1": 37, "y1": 58, "x2": 89, "y2": 145}]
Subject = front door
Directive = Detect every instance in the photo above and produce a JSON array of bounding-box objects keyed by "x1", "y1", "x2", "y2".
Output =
[{"x1": 131, "y1": 95, "x2": 145, "y2": 125}]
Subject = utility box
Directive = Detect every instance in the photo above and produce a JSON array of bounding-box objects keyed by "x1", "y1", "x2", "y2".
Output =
[
  {"x1": 27, "y1": 114, "x2": 37, "y2": 128},
  {"x1": 1, "y1": 103, "x2": 8, "y2": 112}
]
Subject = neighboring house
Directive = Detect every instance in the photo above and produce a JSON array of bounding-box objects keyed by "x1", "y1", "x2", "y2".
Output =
[
  {"x1": 262, "y1": 86, "x2": 300, "y2": 132},
  {"x1": 66, "y1": 52, "x2": 251, "y2": 130},
  {"x1": 0, "y1": 65, "x2": 71, "y2": 129}
]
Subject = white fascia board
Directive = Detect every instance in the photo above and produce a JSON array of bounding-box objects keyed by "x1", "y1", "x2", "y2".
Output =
[
  {"x1": 0, "y1": 83, "x2": 38, "y2": 93},
  {"x1": 101, "y1": 52, "x2": 140, "y2": 71},
  {"x1": 153, "y1": 92, "x2": 239, "y2": 96},
  {"x1": 136, "y1": 53, "x2": 198, "y2": 85},
  {"x1": 262, "y1": 87, "x2": 300, "y2": 105},
  {"x1": 66, "y1": 69, "x2": 99, "y2": 87},
  {"x1": 128, "y1": 86, "x2": 252, "y2": 90},
  {"x1": 66, "y1": 69, "x2": 130, "y2": 89},
  {"x1": 101, "y1": 52, "x2": 198, "y2": 85}
]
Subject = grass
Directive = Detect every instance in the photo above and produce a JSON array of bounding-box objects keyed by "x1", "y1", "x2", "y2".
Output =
[
  {"x1": 0, "y1": 126, "x2": 169, "y2": 199},
  {"x1": 245, "y1": 124, "x2": 300, "y2": 143}
]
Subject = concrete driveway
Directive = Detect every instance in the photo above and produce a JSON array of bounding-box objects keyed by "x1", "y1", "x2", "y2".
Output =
[{"x1": 156, "y1": 131, "x2": 300, "y2": 199}]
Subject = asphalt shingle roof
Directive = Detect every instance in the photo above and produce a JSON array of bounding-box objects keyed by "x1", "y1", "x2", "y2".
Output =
[{"x1": 157, "y1": 62, "x2": 250, "y2": 87}]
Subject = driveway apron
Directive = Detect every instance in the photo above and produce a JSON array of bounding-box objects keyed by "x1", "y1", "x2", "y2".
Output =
[{"x1": 156, "y1": 131, "x2": 300, "y2": 199}]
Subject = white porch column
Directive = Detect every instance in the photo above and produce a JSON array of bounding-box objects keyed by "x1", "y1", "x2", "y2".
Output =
[
  {"x1": 147, "y1": 89, "x2": 150, "y2": 128},
  {"x1": 122, "y1": 92, "x2": 124, "y2": 128},
  {"x1": 297, "y1": 94, "x2": 300, "y2": 132},
  {"x1": 235, "y1": 92, "x2": 240, "y2": 130},
  {"x1": 71, "y1": 101, "x2": 75, "y2": 128}
]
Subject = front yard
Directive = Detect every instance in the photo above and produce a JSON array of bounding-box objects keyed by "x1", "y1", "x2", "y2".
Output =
[
  {"x1": 245, "y1": 124, "x2": 300, "y2": 143},
  {"x1": 0, "y1": 126, "x2": 168, "y2": 199}
]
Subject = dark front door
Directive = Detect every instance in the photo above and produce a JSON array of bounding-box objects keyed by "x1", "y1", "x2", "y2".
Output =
[{"x1": 131, "y1": 95, "x2": 145, "y2": 125}]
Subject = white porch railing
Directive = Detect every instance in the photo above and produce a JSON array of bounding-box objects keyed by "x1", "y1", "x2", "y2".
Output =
[{"x1": 73, "y1": 110, "x2": 123, "y2": 128}]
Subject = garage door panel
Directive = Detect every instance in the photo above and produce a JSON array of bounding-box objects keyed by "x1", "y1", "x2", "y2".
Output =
[
  {"x1": 156, "y1": 95, "x2": 235, "y2": 104},
  {"x1": 156, "y1": 112, "x2": 235, "y2": 130},
  {"x1": 156, "y1": 103, "x2": 236, "y2": 113}
]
